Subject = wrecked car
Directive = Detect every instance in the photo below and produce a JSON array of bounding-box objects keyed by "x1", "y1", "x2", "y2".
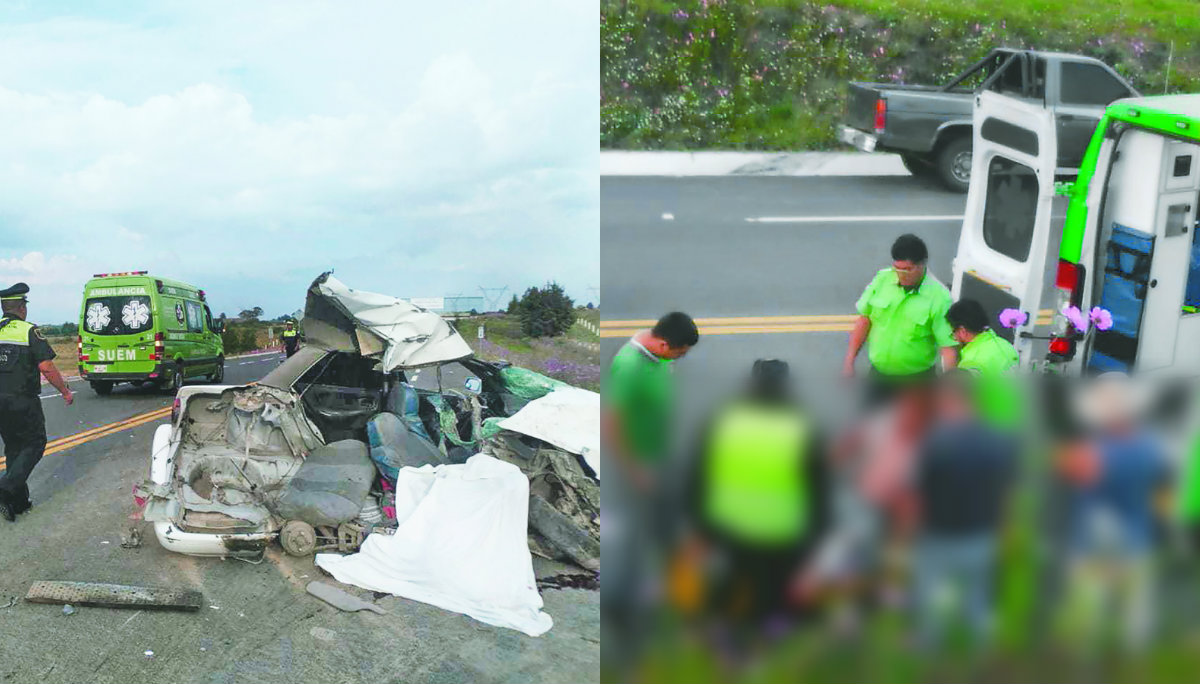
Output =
[{"x1": 137, "y1": 272, "x2": 599, "y2": 568}]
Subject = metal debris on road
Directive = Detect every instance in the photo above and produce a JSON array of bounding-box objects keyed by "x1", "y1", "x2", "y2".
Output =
[
  {"x1": 62, "y1": 604, "x2": 76, "y2": 616},
  {"x1": 26, "y1": 581, "x2": 203, "y2": 612},
  {"x1": 305, "y1": 581, "x2": 386, "y2": 614},
  {"x1": 144, "y1": 650, "x2": 154, "y2": 659}
]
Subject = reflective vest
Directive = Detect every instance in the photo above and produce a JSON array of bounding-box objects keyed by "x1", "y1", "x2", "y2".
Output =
[
  {"x1": 282, "y1": 330, "x2": 297, "y2": 338},
  {"x1": 0, "y1": 317, "x2": 35, "y2": 395},
  {"x1": 704, "y1": 403, "x2": 809, "y2": 545}
]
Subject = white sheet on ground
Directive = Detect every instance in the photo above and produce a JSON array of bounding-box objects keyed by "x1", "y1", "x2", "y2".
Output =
[
  {"x1": 497, "y1": 387, "x2": 600, "y2": 479},
  {"x1": 315, "y1": 454, "x2": 553, "y2": 637}
]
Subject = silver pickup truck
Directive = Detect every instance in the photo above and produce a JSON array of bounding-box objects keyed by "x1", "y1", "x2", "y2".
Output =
[{"x1": 837, "y1": 48, "x2": 1138, "y2": 192}]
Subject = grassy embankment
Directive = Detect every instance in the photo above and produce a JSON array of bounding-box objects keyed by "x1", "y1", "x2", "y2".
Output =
[{"x1": 602, "y1": 0, "x2": 1200, "y2": 150}]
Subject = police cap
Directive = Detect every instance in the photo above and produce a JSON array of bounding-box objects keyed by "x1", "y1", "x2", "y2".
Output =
[{"x1": 0, "y1": 282, "x2": 29, "y2": 303}]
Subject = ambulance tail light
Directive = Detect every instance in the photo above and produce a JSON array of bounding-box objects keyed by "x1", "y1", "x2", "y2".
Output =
[
  {"x1": 1049, "y1": 259, "x2": 1086, "y2": 360},
  {"x1": 77, "y1": 335, "x2": 86, "y2": 362},
  {"x1": 874, "y1": 98, "x2": 887, "y2": 133},
  {"x1": 150, "y1": 332, "x2": 164, "y2": 361}
]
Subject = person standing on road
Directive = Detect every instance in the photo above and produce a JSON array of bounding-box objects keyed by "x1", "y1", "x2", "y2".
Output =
[
  {"x1": 0, "y1": 283, "x2": 74, "y2": 522},
  {"x1": 602, "y1": 311, "x2": 699, "y2": 677},
  {"x1": 844, "y1": 234, "x2": 958, "y2": 406},
  {"x1": 282, "y1": 320, "x2": 302, "y2": 358},
  {"x1": 911, "y1": 371, "x2": 1017, "y2": 652}
]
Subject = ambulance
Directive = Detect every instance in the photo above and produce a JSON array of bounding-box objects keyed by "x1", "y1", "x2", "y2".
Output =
[
  {"x1": 952, "y1": 90, "x2": 1200, "y2": 377},
  {"x1": 78, "y1": 272, "x2": 226, "y2": 394}
]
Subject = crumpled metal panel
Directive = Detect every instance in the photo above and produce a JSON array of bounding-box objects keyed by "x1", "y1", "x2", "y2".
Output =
[{"x1": 303, "y1": 272, "x2": 472, "y2": 371}]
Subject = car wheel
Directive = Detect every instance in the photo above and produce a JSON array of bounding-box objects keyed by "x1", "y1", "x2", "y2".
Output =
[
  {"x1": 90, "y1": 380, "x2": 114, "y2": 396},
  {"x1": 210, "y1": 356, "x2": 224, "y2": 384},
  {"x1": 280, "y1": 520, "x2": 317, "y2": 556},
  {"x1": 900, "y1": 153, "x2": 934, "y2": 177},
  {"x1": 936, "y1": 137, "x2": 972, "y2": 193}
]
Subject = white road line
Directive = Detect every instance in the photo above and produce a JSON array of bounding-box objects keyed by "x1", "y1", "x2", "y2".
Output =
[{"x1": 746, "y1": 215, "x2": 964, "y2": 223}]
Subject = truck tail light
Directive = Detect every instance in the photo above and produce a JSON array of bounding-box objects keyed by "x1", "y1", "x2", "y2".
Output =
[
  {"x1": 874, "y1": 98, "x2": 887, "y2": 133},
  {"x1": 150, "y1": 332, "x2": 164, "y2": 361},
  {"x1": 1049, "y1": 259, "x2": 1086, "y2": 360}
]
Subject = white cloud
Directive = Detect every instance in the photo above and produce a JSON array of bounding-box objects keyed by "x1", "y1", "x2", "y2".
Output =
[{"x1": 0, "y1": 1, "x2": 599, "y2": 322}]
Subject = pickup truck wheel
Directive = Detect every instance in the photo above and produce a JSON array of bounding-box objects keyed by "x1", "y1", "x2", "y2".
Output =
[
  {"x1": 900, "y1": 154, "x2": 934, "y2": 177},
  {"x1": 936, "y1": 137, "x2": 973, "y2": 193}
]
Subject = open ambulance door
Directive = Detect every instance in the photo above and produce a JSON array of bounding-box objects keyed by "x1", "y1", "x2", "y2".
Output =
[{"x1": 951, "y1": 90, "x2": 1058, "y2": 369}]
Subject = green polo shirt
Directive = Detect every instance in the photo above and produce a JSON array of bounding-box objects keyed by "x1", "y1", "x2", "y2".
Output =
[
  {"x1": 960, "y1": 329, "x2": 1021, "y2": 428},
  {"x1": 606, "y1": 338, "x2": 674, "y2": 464},
  {"x1": 960, "y1": 329, "x2": 1019, "y2": 376},
  {"x1": 855, "y1": 268, "x2": 956, "y2": 376}
]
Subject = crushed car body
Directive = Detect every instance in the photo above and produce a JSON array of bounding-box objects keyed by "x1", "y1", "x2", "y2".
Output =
[{"x1": 137, "y1": 272, "x2": 600, "y2": 569}]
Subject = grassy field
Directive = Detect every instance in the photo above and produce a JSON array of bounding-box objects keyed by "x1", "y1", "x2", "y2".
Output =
[
  {"x1": 602, "y1": 0, "x2": 1200, "y2": 150},
  {"x1": 453, "y1": 311, "x2": 601, "y2": 392}
]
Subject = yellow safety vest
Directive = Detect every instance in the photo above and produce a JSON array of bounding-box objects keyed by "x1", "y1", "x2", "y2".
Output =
[{"x1": 704, "y1": 403, "x2": 809, "y2": 545}]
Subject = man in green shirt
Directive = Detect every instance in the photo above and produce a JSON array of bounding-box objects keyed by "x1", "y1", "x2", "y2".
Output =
[
  {"x1": 844, "y1": 234, "x2": 957, "y2": 406},
  {"x1": 603, "y1": 311, "x2": 699, "y2": 677},
  {"x1": 947, "y1": 298, "x2": 1021, "y2": 429}
]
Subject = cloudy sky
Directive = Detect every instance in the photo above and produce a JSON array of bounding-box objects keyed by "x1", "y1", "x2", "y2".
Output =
[{"x1": 0, "y1": 1, "x2": 599, "y2": 324}]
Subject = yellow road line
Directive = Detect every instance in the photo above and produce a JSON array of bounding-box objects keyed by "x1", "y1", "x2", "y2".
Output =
[
  {"x1": 601, "y1": 309, "x2": 1055, "y2": 329},
  {"x1": 0, "y1": 406, "x2": 173, "y2": 470},
  {"x1": 44, "y1": 407, "x2": 170, "y2": 449},
  {"x1": 602, "y1": 312, "x2": 1054, "y2": 337}
]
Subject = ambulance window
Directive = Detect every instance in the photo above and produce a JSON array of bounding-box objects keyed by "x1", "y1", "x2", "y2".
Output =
[
  {"x1": 1174, "y1": 155, "x2": 1193, "y2": 178},
  {"x1": 185, "y1": 301, "x2": 204, "y2": 333},
  {"x1": 84, "y1": 296, "x2": 153, "y2": 336},
  {"x1": 203, "y1": 305, "x2": 214, "y2": 331},
  {"x1": 1060, "y1": 62, "x2": 1133, "y2": 106},
  {"x1": 982, "y1": 157, "x2": 1038, "y2": 262}
]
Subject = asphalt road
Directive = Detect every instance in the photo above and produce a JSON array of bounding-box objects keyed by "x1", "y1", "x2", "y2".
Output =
[
  {"x1": 0, "y1": 349, "x2": 598, "y2": 684},
  {"x1": 601, "y1": 173, "x2": 1065, "y2": 434}
]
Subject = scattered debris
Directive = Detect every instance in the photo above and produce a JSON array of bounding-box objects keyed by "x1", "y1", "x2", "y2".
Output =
[
  {"x1": 120, "y1": 526, "x2": 143, "y2": 549},
  {"x1": 100, "y1": 541, "x2": 110, "y2": 545},
  {"x1": 25, "y1": 581, "x2": 203, "y2": 612},
  {"x1": 306, "y1": 581, "x2": 386, "y2": 614},
  {"x1": 310, "y1": 627, "x2": 337, "y2": 642},
  {"x1": 537, "y1": 573, "x2": 599, "y2": 591},
  {"x1": 0, "y1": 597, "x2": 16, "y2": 609},
  {"x1": 121, "y1": 610, "x2": 142, "y2": 628},
  {"x1": 144, "y1": 650, "x2": 154, "y2": 659},
  {"x1": 62, "y1": 604, "x2": 76, "y2": 616}
]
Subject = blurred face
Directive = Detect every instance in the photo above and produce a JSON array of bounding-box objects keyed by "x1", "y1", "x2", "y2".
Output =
[
  {"x1": 892, "y1": 260, "x2": 925, "y2": 289},
  {"x1": 660, "y1": 344, "x2": 691, "y2": 361},
  {"x1": 952, "y1": 326, "x2": 972, "y2": 345}
]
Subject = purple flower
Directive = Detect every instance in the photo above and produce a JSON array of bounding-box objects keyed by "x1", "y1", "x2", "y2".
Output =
[
  {"x1": 1063, "y1": 305, "x2": 1088, "y2": 332},
  {"x1": 998, "y1": 308, "x2": 1028, "y2": 329},
  {"x1": 1090, "y1": 307, "x2": 1114, "y2": 331}
]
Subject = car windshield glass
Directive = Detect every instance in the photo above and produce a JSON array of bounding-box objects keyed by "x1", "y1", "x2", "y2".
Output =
[{"x1": 83, "y1": 296, "x2": 154, "y2": 336}]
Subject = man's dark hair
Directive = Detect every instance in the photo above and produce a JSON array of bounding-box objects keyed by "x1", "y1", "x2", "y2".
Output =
[
  {"x1": 947, "y1": 299, "x2": 990, "y2": 334},
  {"x1": 891, "y1": 234, "x2": 928, "y2": 264},
  {"x1": 652, "y1": 312, "x2": 699, "y2": 348}
]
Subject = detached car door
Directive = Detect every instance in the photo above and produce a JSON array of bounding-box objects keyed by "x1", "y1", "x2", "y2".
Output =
[{"x1": 952, "y1": 89, "x2": 1058, "y2": 368}]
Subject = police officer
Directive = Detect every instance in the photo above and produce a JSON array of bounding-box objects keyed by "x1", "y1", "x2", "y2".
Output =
[
  {"x1": 0, "y1": 283, "x2": 74, "y2": 521},
  {"x1": 282, "y1": 320, "x2": 302, "y2": 358}
]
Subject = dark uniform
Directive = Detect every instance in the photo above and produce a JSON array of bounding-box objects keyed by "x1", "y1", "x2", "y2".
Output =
[
  {"x1": 282, "y1": 325, "x2": 300, "y2": 358},
  {"x1": 0, "y1": 283, "x2": 55, "y2": 517}
]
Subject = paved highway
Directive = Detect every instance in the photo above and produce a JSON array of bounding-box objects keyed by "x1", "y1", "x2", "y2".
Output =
[{"x1": 601, "y1": 173, "x2": 1065, "y2": 433}]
